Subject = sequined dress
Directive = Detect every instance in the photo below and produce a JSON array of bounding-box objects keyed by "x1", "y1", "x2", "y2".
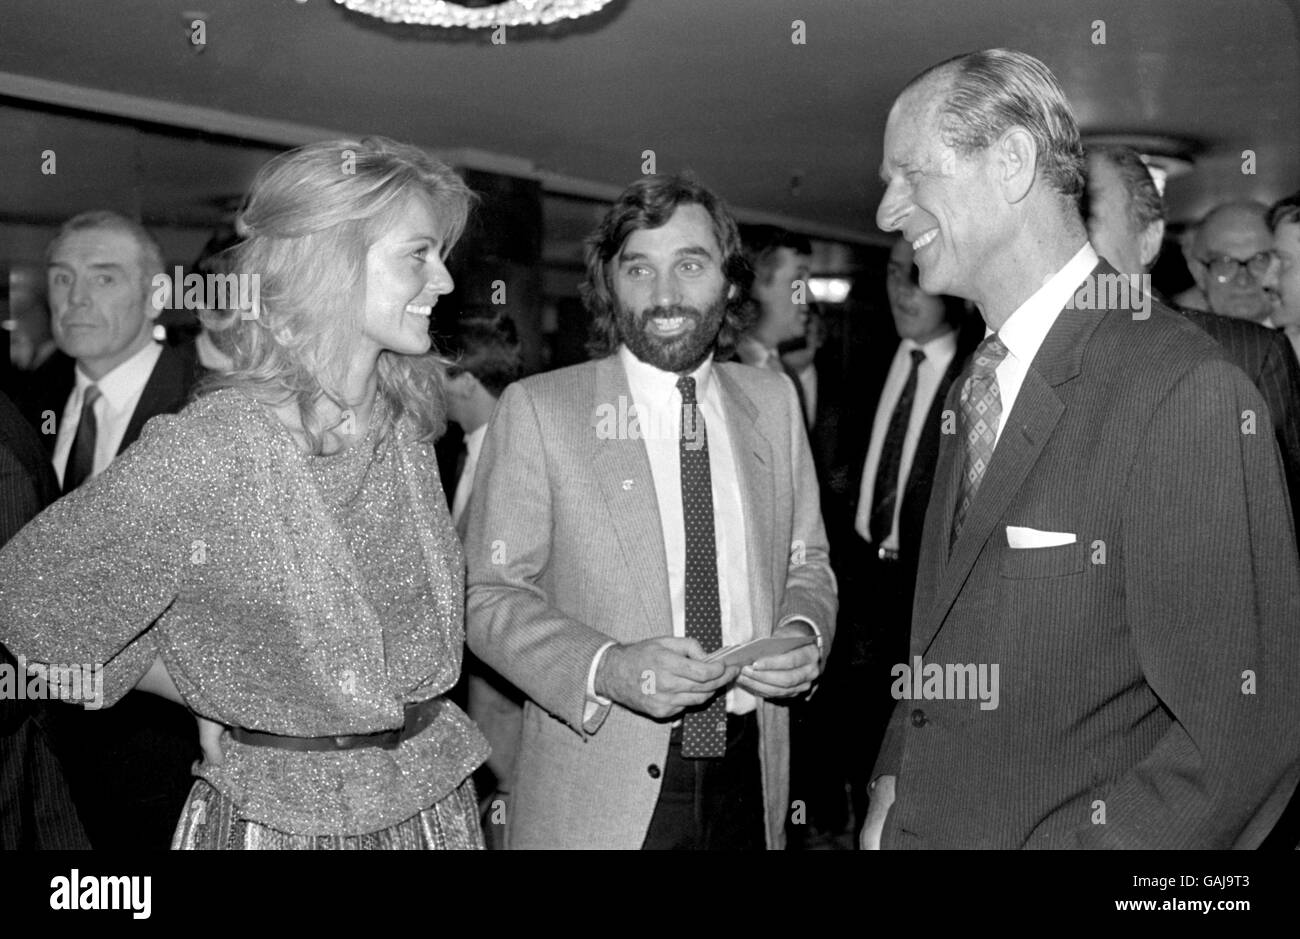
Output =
[{"x1": 0, "y1": 388, "x2": 488, "y2": 848}]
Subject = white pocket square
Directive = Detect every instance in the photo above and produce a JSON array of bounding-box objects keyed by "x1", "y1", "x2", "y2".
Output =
[{"x1": 1006, "y1": 526, "x2": 1077, "y2": 549}]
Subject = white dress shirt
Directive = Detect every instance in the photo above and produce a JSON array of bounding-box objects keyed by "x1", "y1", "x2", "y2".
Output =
[
  {"x1": 854, "y1": 330, "x2": 959, "y2": 549},
  {"x1": 587, "y1": 345, "x2": 758, "y2": 716},
  {"x1": 53, "y1": 341, "x2": 163, "y2": 486},
  {"x1": 450, "y1": 423, "x2": 486, "y2": 528},
  {"x1": 991, "y1": 242, "x2": 1098, "y2": 450}
]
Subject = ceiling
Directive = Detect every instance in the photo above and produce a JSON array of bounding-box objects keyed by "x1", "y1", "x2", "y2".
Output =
[{"x1": 1, "y1": 0, "x2": 1297, "y2": 241}]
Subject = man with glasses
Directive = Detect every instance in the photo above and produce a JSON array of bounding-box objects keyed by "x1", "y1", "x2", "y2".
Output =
[{"x1": 1180, "y1": 202, "x2": 1277, "y2": 324}]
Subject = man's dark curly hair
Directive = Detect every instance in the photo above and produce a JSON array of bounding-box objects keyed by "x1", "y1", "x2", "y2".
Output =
[{"x1": 582, "y1": 174, "x2": 754, "y2": 358}]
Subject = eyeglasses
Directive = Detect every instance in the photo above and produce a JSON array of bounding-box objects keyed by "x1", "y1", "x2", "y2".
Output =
[{"x1": 1195, "y1": 251, "x2": 1274, "y2": 284}]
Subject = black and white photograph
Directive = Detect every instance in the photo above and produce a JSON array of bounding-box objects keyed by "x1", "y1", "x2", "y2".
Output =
[{"x1": 0, "y1": 0, "x2": 1298, "y2": 921}]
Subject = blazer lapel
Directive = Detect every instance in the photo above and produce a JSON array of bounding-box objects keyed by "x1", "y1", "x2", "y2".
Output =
[
  {"x1": 589, "y1": 356, "x2": 673, "y2": 638},
  {"x1": 715, "y1": 367, "x2": 777, "y2": 636}
]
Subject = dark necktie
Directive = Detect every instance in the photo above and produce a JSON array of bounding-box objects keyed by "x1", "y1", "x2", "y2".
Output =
[
  {"x1": 782, "y1": 363, "x2": 812, "y2": 432},
  {"x1": 869, "y1": 348, "x2": 926, "y2": 544},
  {"x1": 63, "y1": 384, "x2": 102, "y2": 494},
  {"x1": 677, "y1": 375, "x2": 726, "y2": 759},
  {"x1": 950, "y1": 334, "x2": 1010, "y2": 549}
]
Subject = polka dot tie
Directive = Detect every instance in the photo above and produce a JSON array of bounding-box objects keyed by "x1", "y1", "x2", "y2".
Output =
[
  {"x1": 677, "y1": 376, "x2": 727, "y2": 759},
  {"x1": 950, "y1": 334, "x2": 1009, "y2": 551}
]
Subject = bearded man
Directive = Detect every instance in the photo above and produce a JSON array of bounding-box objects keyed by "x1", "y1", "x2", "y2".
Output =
[{"x1": 465, "y1": 174, "x2": 837, "y2": 849}]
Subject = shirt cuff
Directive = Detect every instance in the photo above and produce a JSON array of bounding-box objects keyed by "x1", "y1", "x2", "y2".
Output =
[
  {"x1": 777, "y1": 614, "x2": 823, "y2": 654},
  {"x1": 583, "y1": 641, "x2": 617, "y2": 724}
]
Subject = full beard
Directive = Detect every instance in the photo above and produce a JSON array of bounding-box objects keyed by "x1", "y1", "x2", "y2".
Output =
[{"x1": 615, "y1": 295, "x2": 727, "y2": 374}]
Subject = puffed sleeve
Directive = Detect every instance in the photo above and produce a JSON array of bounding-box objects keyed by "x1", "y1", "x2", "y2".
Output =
[{"x1": 0, "y1": 410, "x2": 209, "y2": 706}]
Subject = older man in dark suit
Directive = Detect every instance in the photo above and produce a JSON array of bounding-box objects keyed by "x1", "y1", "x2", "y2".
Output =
[
  {"x1": 864, "y1": 49, "x2": 1300, "y2": 849},
  {"x1": 1084, "y1": 144, "x2": 1300, "y2": 555},
  {"x1": 16, "y1": 210, "x2": 200, "y2": 849},
  {"x1": 0, "y1": 389, "x2": 90, "y2": 848}
]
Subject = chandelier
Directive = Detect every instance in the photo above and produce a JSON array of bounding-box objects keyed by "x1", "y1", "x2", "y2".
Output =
[{"x1": 333, "y1": 0, "x2": 615, "y2": 28}]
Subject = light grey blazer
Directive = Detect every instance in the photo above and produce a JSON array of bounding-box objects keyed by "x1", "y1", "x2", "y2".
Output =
[{"x1": 465, "y1": 353, "x2": 837, "y2": 849}]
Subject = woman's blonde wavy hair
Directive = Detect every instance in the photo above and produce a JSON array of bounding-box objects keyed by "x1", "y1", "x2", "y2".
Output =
[{"x1": 200, "y1": 136, "x2": 475, "y2": 453}]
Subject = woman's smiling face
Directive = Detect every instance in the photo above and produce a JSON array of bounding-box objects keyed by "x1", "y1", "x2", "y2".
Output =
[{"x1": 359, "y1": 194, "x2": 454, "y2": 360}]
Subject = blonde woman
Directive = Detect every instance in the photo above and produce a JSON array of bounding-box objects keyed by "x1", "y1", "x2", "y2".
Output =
[{"x1": 0, "y1": 137, "x2": 488, "y2": 849}]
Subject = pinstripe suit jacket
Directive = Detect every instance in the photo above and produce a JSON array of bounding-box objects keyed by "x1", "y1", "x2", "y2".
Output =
[
  {"x1": 465, "y1": 353, "x2": 837, "y2": 849},
  {"x1": 0, "y1": 389, "x2": 90, "y2": 848},
  {"x1": 874, "y1": 262, "x2": 1300, "y2": 848},
  {"x1": 1178, "y1": 308, "x2": 1300, "y2": 536}
]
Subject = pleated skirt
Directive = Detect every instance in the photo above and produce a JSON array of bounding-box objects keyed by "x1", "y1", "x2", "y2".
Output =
[{"x1": 171, "y1": 778, "x2": 484, "y2": 850}]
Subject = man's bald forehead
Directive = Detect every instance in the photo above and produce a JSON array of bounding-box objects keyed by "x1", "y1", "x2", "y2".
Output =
[
  {"x1": 896, "y1": 67, "x2": 953, "y2": 117},
  {"x1": 1195, "y1": 201, "x2": 1271, "y2": 251}
]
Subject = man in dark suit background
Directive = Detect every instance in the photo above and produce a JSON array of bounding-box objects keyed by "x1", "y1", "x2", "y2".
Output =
[
  {"x1": 20, "y1": 211, "x2": 197, "y2": 476},
  {"x1": 790, "y1": 237, "x2": 978, "y2": 844},
  {"x1": 834, "y1": 237, "x2": 979, "y2": 826},
  {"x1": 0, "y1": 389, "x2": 90, "y2": 848},
  {"x1": 17, "y1": 210, "x2": 200, "y2": 849},
  {"x1": 864, "y1": 49, "x2": 1300, "y2": 849},
  {"x1": 1084, "y1": 144, "x2": 1300, "y2": 551}
]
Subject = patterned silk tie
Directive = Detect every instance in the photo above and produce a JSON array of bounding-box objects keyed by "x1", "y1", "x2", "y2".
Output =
[
  {"x1": 869, "y1": 348, "x2": 926, "y2": 545},
  {"x1": 63, "y1": 384, "x2": 101, "y2": 495},
  {"x1": 950, "y1": 335, "x2": 1009, "y2": 550},
  {"x1": 677, "y1": 376, "x2": 727, "y2": 759}
]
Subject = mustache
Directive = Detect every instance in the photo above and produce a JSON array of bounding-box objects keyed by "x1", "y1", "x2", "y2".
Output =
[{"x1": 637, "y1": 304, "x2": 704, "y2": 322}]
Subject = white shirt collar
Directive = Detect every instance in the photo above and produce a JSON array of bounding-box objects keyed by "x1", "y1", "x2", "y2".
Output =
[
  {"x1": 995, "y1": 242, "x2": 1098, "y2": 363},
  {"x1": 617, "y1": 344, "x2": 715, "y2": 404},
  {"x1": 901, "y1": 327, "x2": 959, "y2": 361},
  {"x1": 463, "y1": 423, "x2": 487, "y2": 458},
  {"x1": 74, "y1": 341, "x2": 162, "y2": 411}
]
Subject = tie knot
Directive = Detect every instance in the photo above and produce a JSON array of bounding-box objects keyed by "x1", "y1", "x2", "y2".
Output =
[
  {"x1": 909, "y1": 348, "x2": 926, "y2": 368},
  {"x1": 82, "y1": 384, "x2": 102, "y2": 409},
  {"x1": 676, "y1": 375, "x2": 697, "y2": 404},
  {"x1": 972, "y1": 334, "x2": 1008, "y2": 377}
]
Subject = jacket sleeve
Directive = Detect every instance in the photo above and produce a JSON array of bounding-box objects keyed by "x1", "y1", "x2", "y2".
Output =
[
  {"x1": 1258, "y1": 330, "x2": 1300, "y2": 533},
  {"x1": 775, "y1": 374, "x2": 838, "y2": 655},
  {"x1": 0, "y1": 413, "x2": 202, "y2": 707},
  {"x1": 464, "y1": 383, "x2": 616, "y2": 737},
  {"x1": 1074, "y1": 358, "x2": 1300, "y2": 847}
]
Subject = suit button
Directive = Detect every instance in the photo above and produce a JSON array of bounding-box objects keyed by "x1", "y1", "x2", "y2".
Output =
[
  {"x1": 910, "y1": 708, "x2": 927, "y2": 728},
  {"x1": 647, "y1": 764, "x2": 661, "y2": 779}
]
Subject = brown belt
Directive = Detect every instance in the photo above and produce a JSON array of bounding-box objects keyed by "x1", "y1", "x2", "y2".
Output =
[{"x1": 229, "y1": 697, "x2": 444, "y2": 752}]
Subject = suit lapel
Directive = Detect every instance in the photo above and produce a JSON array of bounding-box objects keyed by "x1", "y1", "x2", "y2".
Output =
[
  {"x1": 589, "y1": 356, "x2": 673, "y2": 638},
  {"x1": 916, "y1": 368, "x2": 1065, "y2": 653},
  {"x1": 715, "y1": 367, "x2": 777, "y2": 636},
  {"x1": 118, "y1": 345, "x2": 191, "y2": 455},
  {"x1": 915, "y1": 275, "x2": 1109, "y2": 653}
]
